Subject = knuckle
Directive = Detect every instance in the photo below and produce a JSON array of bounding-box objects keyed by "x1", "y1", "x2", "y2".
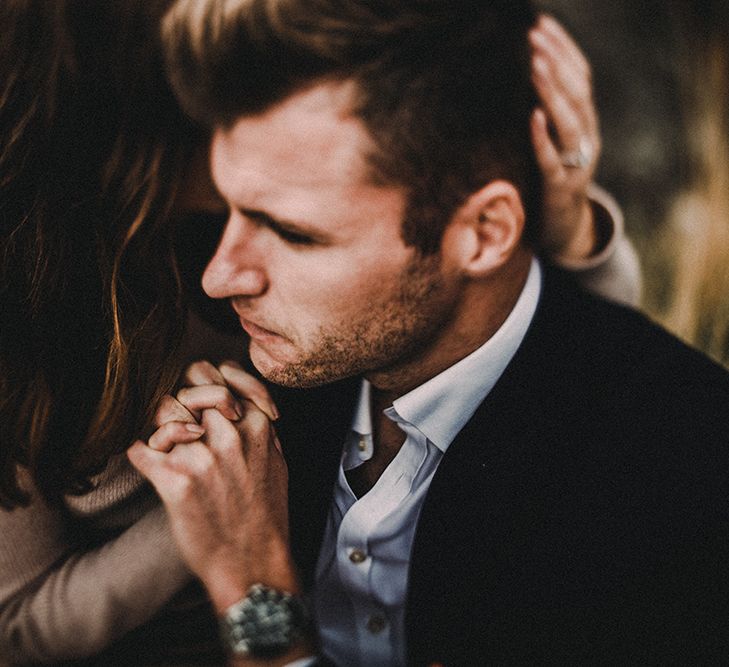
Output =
[
  {"x1": 244, "y1": 408, "x2": 270, "y2": 434},
  {"x1": 147, "y1": 435, "x2": 165, "y2": 453},
  {"x1": 218, "y1": 359, "x2": 243, "y2": 373},
  {"x1": 197, "y1": 450, "x2": 216, "y2": 477},
  {"x1": 188, "y1": 359, "x2": 216, "y2": 379},
  {"x1": 175, "y1": 389, "x2": 198, "y2": 412},
  {"x1": 169, "y1": 444, "x2": 216, "y2": 483},
  {"x1": 191, "y1": 359, "x2": 213, "y2": 373},
  {"x1": 214, "y1": 387, "x2": 236, "y2": 407},
  {"x1": 176, "y1": 386, "x2": 193, "y2": 403},
  {"x1": 162, "y1": 421, "x2": 181, "y2": 438},
  {"x1": 184, "y1": 359, "x2": 227, "y2": 388},
  {"x1": 171, "y1": 421, "x2": 198, "y2": 443},
  {"x1": 159, "y1": 395, "x2": 177, "y2": 410},
  {"x1": 156, "y1": 395, "x2": 182, "y2": 425},
  {"x1": 217, "y1": 435, "x2": 243, "y2": 459},
  {"x1": 220, "y1": 419, "x2": 242, "y2": 441},
  {"x1": 203, "y1": 384, "x2": 227, "y2": 401},
  {"x1": 165, "y1": 473, "x2": 195, "y2": 503}
]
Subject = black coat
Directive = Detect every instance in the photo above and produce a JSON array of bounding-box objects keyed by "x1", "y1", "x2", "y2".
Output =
[{"x1": 272, "y1": 267, "x2": 729, "y2": 666}]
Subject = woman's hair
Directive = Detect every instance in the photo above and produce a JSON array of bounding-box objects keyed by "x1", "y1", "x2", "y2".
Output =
[
  {"x1": 0, "y1": 0, "x2": 202, "y2": 507},
  {"x1": 661, "y1": 1, "x2": 729, "y2": 365}
]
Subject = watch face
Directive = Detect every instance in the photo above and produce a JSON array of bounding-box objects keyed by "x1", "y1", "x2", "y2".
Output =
[{"x1": 223, "y1": 584, "x2": 309, "y2": 658}]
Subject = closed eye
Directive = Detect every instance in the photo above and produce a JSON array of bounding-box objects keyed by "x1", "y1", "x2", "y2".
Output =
[
  {"x1": 270, "y1": 223, "x2": 316, "y2": 246},
  {"x1": 240, "y1": 207, "x2": 323, "y2": 247}
]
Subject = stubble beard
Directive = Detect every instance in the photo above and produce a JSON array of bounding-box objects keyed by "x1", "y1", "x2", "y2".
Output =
[{"x1": 254, "y1": 253, "x2": 458, "y2": 389}]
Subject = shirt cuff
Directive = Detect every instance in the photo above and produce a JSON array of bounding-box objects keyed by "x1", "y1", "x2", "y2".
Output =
[
  {"x1": 285, "y1": 657, "x2": 319, "y2": 667},
  {"x1": 552, "y1": 182, "x2": 624, "y2": 272}
]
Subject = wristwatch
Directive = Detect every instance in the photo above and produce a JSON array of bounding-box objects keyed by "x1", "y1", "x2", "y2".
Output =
[{"x1": 219, "y1": 583, "x2": 310, "y2": 658}]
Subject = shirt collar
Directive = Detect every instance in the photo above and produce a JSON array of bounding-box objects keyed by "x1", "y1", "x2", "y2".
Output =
[
  {"x1": 342, "y1": 381, "x2": 374, "y2": 469},
  {"x1": 348, "y1": 257, "x2": 542, "y2": 455},
  {"x1": 351, "y1": 380, "x2": 372, "y2": 436}
]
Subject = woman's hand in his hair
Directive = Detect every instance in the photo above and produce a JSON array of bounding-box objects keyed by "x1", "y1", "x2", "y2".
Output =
[{"x1": 529, "y1": 14, "x2": 602, "y2": 261}]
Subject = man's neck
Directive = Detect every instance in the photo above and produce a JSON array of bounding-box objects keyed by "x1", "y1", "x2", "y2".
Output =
[
  {"x1": 349, "y1": 248, "x2": 534, "y2": 496},
  {"x1": 366, "y1": 247, "x2": 533, "y2": 397}
]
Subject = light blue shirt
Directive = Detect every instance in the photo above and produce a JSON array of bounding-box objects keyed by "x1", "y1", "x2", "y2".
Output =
[{"x1": 313, "y1": 258, "x2": 543, "y2": 667}]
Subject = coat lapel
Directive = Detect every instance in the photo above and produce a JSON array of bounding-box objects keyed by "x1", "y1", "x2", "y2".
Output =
[{"x1": 405, "y1": 268, "x2": 599, "y2": 664}]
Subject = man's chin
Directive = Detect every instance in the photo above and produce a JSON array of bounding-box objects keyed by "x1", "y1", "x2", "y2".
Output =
[{"x1": 249, "y1": 344, "x2": 351, "y2": 389}]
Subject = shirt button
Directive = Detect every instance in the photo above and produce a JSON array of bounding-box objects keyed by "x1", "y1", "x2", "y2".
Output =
[
  {"x1": 358, "y1": 437, "x2": 367, "y2": 452},
  {"x1": 349, "y1": 548, "x2": 367, "y2": 564},
  {"x1": 366, "y1": 614, "x2": 387, "y2": 634}
]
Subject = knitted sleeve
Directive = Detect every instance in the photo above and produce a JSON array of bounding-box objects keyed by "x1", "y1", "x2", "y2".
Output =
[
  {"x1": 555, "y1": 184, "x2": 643, "y2": 307},
  {"x1": 0, "y1": 461, "x2": 190, "y2": 663}
]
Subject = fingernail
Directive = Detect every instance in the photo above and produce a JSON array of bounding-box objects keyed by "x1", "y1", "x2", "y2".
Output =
[
  {"x1": 271, "y1": 403, "x2": 280, "y2": 421},
  {"x1": 185, "y1": 424, "x2": 205, "y2": 435},
  {"x1": 234, "y1": 402, "x2": 245, "y2": 420}
]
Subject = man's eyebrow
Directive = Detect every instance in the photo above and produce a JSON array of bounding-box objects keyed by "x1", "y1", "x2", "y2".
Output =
[{"x1": 237, "y1": 207, "x2": 330, "y2": 243}]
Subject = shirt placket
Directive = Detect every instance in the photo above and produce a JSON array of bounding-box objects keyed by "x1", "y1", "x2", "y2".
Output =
[{"x1": 335, "y1": 424, "x2": 426, "y2": 664}]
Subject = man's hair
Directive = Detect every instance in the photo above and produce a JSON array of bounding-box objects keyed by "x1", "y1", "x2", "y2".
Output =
[{"x1": 163, "y1": 0, "x2": 541, "y2": 253}]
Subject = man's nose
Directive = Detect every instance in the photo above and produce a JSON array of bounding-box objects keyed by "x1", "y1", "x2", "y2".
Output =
[{"x1": 202, "y1": 217, "x2": 268, "y2": 299}]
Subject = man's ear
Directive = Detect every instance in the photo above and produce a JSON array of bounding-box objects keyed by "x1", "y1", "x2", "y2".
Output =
[{"x1": 444, "y1": 180, "x2": 525, "y2": 277}]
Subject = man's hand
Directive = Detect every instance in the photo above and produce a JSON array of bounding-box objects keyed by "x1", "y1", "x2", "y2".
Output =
[
  {"x1": 127, "y1": 361, "x2": 297, "y2": 613},
  {"x1": 529, "y1": 15, "x2": 602, "y2": 261}
]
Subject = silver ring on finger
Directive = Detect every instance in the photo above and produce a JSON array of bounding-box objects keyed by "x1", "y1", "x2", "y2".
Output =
[{"x1": 560, "y1": 136, "x2": 593, "y2": 169}]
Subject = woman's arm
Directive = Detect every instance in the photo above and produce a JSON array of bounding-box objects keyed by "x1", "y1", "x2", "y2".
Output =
[
  {"x1": 0, "y1": 463, "x2": 190, "y2": 663},
  {"x1": 530, "y1": 15, "x2": 642, "y2": 307},
  {"x1": 553, "y1": 184, "x2": 642, "y2": 306}
]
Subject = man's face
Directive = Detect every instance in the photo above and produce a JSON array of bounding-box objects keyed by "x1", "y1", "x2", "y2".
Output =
[{"x1": 205, "y1": 81, "x2": 461, "y2": 388}]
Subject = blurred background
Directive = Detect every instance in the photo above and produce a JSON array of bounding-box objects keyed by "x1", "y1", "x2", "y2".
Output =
[{"x1": 539, "y1": 0, "x2": 729, "y2": 367}]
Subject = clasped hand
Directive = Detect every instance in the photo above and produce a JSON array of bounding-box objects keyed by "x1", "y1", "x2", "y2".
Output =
[{"x1": 128, "y1": 361, "x2": 299, "y2": 613}]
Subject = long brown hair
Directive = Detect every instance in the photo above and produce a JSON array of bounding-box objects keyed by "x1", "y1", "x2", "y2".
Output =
[{"x1": 0, "y1": 0, "x2": 201, "y2": 507}]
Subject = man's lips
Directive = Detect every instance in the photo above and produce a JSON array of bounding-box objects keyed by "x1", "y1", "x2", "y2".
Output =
[
  {"x1": 231, "y1": 301, "x2": 285, "y2": 340},
  {"x1": 238, "y1": 317, "x2": 281, "y2": 340}
]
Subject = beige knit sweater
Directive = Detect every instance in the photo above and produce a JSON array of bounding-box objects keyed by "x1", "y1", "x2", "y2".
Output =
[
  {"x1": 0, "y1": 201, "x2": 639, "y2": 664},
  {"x1": 0, "y1": 459, "x2": 190, "y2": 663}
]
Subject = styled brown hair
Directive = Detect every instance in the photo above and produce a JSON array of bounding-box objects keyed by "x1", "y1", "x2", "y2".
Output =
[
  {"x1": 163, "y1": 0, "x2": 541, "y2": 254},
  {"x1": 0, "y1": 0, "x2": 201, "y2": 507}
]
